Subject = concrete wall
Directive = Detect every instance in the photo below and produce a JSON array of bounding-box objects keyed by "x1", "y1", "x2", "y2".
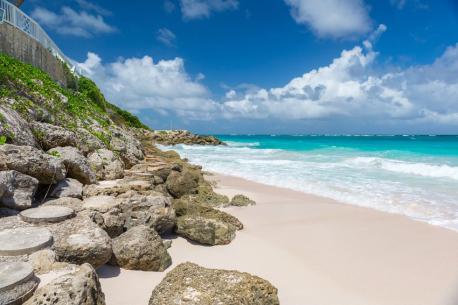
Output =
[{"x1": 0, "y1": 22, "x2": 68, "y2": 87}]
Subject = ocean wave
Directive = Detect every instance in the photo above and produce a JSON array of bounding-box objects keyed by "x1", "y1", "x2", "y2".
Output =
[
  {"x1": 225, "y1": 141, "x2": 260, "y2": 147},
  {"x1": 345, "y1": 157, "x2": 458, "y2": 180}
]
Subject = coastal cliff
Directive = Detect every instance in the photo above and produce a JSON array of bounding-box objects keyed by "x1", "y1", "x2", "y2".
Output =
[{"x1": 0, "y1": 54, "x2": 279, "y2": 305}]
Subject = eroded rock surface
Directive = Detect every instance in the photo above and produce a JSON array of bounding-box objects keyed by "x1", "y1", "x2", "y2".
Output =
[
  {"x1": 0, "y1": 170, "x2": 38, "y2": 210},
  {"x1": 48, "y1": 146, "x2": 96, "y2": 185},
  {"x1": 31, "y1": 122, "x2": 77, "y2": 150},
  {"x1": 88, "y1": 149, "x2": 124, "y2": 181},
  {"x1": 50, "y1": 178, "x2": 83, "y2": 199},
  {"x1": 0, "y1": 103, "x2": 38, "y2": 147}
]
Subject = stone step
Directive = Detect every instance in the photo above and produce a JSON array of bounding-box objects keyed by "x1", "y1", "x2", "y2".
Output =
[
  {"x1": 19, "y1": 206, "x2": 75, "y2": 224},
  {"x1": 0, "y1": 227, "x2": 53, "y2": 256},
  {"x1": 0, "y1": 262, "x2": 38, "y2": 305}
]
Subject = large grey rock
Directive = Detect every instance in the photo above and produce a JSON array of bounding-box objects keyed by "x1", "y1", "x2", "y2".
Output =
[
  {"x1": 117, "y1": 191, "x2": 176, "y2": 235},
  {"x1": 0, "y1": 145, "x2": 66, "y2": 184},
  {"x1": 176, "y1": 215, "x2": 236, "y2": 246},
  {"x1": 0, "y1": 262, "x2": 39, "y2": 305},
  {"x1": 110, "y1": 225, "x2": 171, "y2": 271},
  {"x1": 30, "y1": 122, "x2": 77, "y2": 150},
  {"x1": 109, "y1": 127, "x2": 144, "y2": 168},
  {"x1": 165, "y1": 170, "x2": 199, "y2": 198},
  {"x1": 88, "y1": 149, "x2": 124, "y2": 181},
  {"x1": 23, "y1": 263, "x2": 105, "y2": 305},
  {"x1": 50, "y1": 178, "x2": 83, "y2": 199},
  {"x1": 49, "y1": 215, "x2": 112, "y2": 268},
  {"x1": 48, "y1": 147, "x2": 96, "y2": 185},
  {"x1": 149, "y1": 262, "x2": 279, "y2": 305},
  {"x1": 0, "y1": 170, "x2": 38, "y2": 210},
  {"x1": 81, "y1": 195, "x2": 125, "y2": 238},
  {"x1": 0, "y1": 103, "x2": 38, "y2": 147},
  {"x1": 75, "y1": 128, "x2": 106, "y2": 156}
]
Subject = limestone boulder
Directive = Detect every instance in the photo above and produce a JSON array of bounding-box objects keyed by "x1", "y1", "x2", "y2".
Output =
[
  {"x1": 75, "y1": 128, "x2": 106, "y2": 155},
  {"x1": 81, "y1": 195, "x2": 125, "y2": 238},
  {"x1": 149, "y1": 262, "x2": 279, "y2": 305},
  {"x1": 88, "y1": 149, "x2": 124, "y2": 181},
  {"x1": 42, "y1": 197, "x2": 84, "y2": 212},
  {"x1": 110, "y1": 225, "x2": 171, "y2": 271},
  {"x1": 117, "y1": 191, "x2": 176, "y2": 235},
  {"x1": 0, "y1": 103, "x2": 38, "y2": 147},
  {"x1": 0, "y1": 144, "x2": 66, "y2": 184},
  {"x1": 0, "y1": 170, "x2": 38, "y2": 210},
  {"x1": 48, "y1": 146, "x2": 96, "y2": 185},
  {"x1": 49, "y1": 215, "x2": 112, "y2": 268},
  {"x1": 109, "y1": 127, "x2": 144, "y2": 168},
  {"x1": 31, "y1": 122, "x2": 77, "y2": 150},
  {"x1": 50, "y1": 178, "x2": 83, "y2": 199},
  {"x1": 24, "y1": 263, "x2": 105, "y2": 305},
  {"x1": 165, "y1": 170, "x2": 199, "y2": 198},
  {"x1": 230, "y1": 194, "x2": 256, "y2": 206},
  {"x1": 83, "y1": 179, "x2": 153, "y2": 198},
  {"x1": 176, "y1": 215, "x2": 236, "y2": 246}
]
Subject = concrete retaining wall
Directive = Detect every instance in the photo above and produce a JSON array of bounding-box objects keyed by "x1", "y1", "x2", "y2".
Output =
[{"x1": 0, "y1": 22, "x2": 69, "y2": 87}]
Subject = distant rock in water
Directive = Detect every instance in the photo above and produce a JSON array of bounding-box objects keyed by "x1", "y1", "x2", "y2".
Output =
[{"x1": 150, "y1": 130, "x2": 224, "y2": 146}]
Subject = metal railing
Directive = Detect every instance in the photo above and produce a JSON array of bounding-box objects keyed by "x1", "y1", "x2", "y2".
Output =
[{"x1": 0, "y1": 0, "x2": 79, "y2": 74}]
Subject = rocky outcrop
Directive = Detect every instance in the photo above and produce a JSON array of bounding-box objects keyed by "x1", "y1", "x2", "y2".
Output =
[
  {"x1": 24, "y1": 263, "x2": 105, "y2": 305},
  {"x1": 166, "y1": 169, "x2": 199, "y2": 198},
  {"x1": 48, "y1": 146, "x2": 96, "y2": 185},
  {"x1": 149, "y1": 262, "x2": 279, "y2": 305},
  {"x1": 49, "y1": 215, "x2": 112, "y2": 268},
  {"x1": 31, "y1": 122, "x2": 77, "y2": 150},
  {"x1": 75, "y1": 128, "x2": 106, "y2": 156},
  {"x1": 0, "y1": 102, "x2": 38, "y2": 147},
  {"x1": 88, "y1": 149, "x2": 124, "y2": 181},
  {"x1": 81, "y1": 195, "x2": 125, "y2": 238},
  {"x1": 118, "y1": 191, "x2": 176, "y2": 235},
  {"x1": 150, "y1": 130, "x2": 224, "y2": 146},
  {"x1": 230, "y1": 194, "x2": 256, "y2": 206},
  {"x1": 0, "y1": 144, "x2": 66, "y2": 184},
  {"x1": 50, "y1": 178, "x2": 83, "y2": 199},
  {"x1": 0, "y1": 170, "x2": 38, "y2": 210},
  {"x1": 110, "y1": 225, "x2": 172, "y2": 271},
  {"x1": 176, "y1": 215, "x2": 236, "y2": 245},
  {"x1": 109, "y1": 127, "x2": 144, "y2": 168}
]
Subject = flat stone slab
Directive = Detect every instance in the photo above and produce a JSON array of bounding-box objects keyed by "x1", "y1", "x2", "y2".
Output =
[
  {"x1": 83, "y1": 195, "x2": 119, "y2": 213},
  {"x1": 0, "y1": 262, "x2": 33, "y2": 292},
  {"x1": 0, "y1": 228, "x2": 53, "y2": 256},
  {"x1": 19, "y1": 206, "x2": 75, "y2": 224}
]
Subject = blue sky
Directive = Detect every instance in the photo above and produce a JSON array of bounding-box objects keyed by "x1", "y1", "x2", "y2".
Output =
[{"x1": 23, "y1": 0, "x2": 458, "y2": 134}]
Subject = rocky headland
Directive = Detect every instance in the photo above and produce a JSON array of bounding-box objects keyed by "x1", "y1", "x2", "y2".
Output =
[{"x1": 0, "y1": 54, "x2": 278, "y2": 305}]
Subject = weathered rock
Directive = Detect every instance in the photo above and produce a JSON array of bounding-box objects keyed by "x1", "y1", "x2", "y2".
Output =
[
  {"x1": 166, "y1": 170, "x2": 199, "y2": 198},
  {"x1": 50, "y1": 178, "x2": 83, "y2": 199},
  {"x1": 117, "y1": 191, "x2": 176, "y2": 235},
  {"x1": 150, "y1": 130, "x2": 224, "y2": 146},
  {"x1": 0, "y1": 170, "x2": 38, "y2": 210},
  {"x1": 83, "y1": 179, "x2": 153, "y2": 198},
  {"x1": 149, "y1": 262, "x2": 279, "y2": 305},
  {"x1": 75, "y1": 128, "x2": 106, "y2": 156},
  {"x1": 110, "y1": 225, "x2": 171, "y2": 271},
  {"x1": 19, "y1": 206, "x2": 75, "y2": 224},
  {"x1": 0, "y1": 103, "x2": 38, "y2": 147},
  {"x1": 0, "y1": 262, "x2": 39, "y2": 305},
  {"x1": 30, "y1": 122, "x2": 77, "y2": 150},
  {"x1": 230, "y1": 194, "x2": 256, "y2": 206},
  {"x1": 173, "y1": 199, "x2": 243, "y2": 230},
  {"x1": 88, "y1": 149, "x2": 124, "y2": 181},
  {"x1": 176, "y1": 215, "x2": 236, "y2": 246},
  {"x1": 0, "y1": 145, "x2": 66, "y2": 184},
  {"x1": 49, "y1": 215, "x2": 112, "y2": 268},
  {"x1": 83, "y1": 195, "x2": 119, "y2": 213},
  {"x1": 0, "y1": 227, "x2": 53, "y2": 256},
  {"x1": 81, "y1": 196, "x2": 125, "y2": 238},
  {"x1": 48, "y1": 146, "x2": 96, "y2": 185},
  {"x1": 23, "y1": 263, "x2": 105, "y2": 305},
  {"x1": 109, "y1": 127, "x2": 144, "y2": 168},
  {"x1": 28, "y1": 249, "x2": 57, "y2": 275},
  {"x1": 42, "y1": 197, "x2": 84, "y2": 212},
  {"x1": 185, "y1": 182, "x2": 230, "y2": 207}
]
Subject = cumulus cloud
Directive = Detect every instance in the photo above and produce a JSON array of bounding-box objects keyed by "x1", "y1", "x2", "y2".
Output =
[
  {"x1": 31, "y1": 6, "x2": 115, "y2": 38},
  {"x1": 156, "y1": 28, "x2": 176, "y2": 47},
  {"x1": 76, "y1": 25, "x2": 458, "y2": 129},
  {"x1": 76, "y1": 53, "x2": 218, "y2": 119},
  {"x1": 284, "y1": 0, "x2": 372, "y2": 38},
  {"x1": 179, "y1": 0, "x2": 238, "y2": 19}
]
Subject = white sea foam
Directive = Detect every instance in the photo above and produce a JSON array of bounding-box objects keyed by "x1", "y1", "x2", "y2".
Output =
[{"x1": 162, "y1": 143, "x2": 458, "y2": 232}]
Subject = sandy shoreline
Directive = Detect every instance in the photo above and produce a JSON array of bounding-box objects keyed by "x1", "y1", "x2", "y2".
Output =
[{"x1": 98, "y1": 173, "x2": 458, "y2": 305}]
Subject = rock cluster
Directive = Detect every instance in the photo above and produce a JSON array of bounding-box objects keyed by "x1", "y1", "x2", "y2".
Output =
[{"x1": 149, "y1": 130, "x2": 225, "y2": 146}]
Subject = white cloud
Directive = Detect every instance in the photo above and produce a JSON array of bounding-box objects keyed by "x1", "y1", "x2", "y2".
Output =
[
  {"x1": 75, "y1": 0, "x2": 112, "y2": 16},
  {"x1": 76, "y1": 26, "x2": 458, "y2": 129},
  {"x1": 284, "y1": 0, "x2": 372, "y2": 38},
  {"x1": 156, "y1": 28, "x2": 176, "y2": 47},
  {"x1": 77, "y1": 53, "x2": 218, "y2": 119},
  {"x1": 179, "y1": 0, "x2": 238, "y2": 19},
  {"x1": 31, "y1": 6, "x2": 115, "y2": 38}
]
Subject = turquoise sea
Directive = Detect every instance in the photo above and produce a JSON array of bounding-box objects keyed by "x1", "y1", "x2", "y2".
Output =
[{"x1": 162, "y1": 135, "x2": 458, "y2": 231}]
